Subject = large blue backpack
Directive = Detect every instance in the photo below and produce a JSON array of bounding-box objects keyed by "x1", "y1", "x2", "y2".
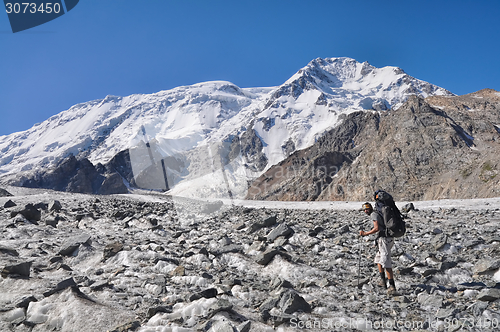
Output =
[{"x1": 374, "y1": 190, "x2": 406, "y2": 238}]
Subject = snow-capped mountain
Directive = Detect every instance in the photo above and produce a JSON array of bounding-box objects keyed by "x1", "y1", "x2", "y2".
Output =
[{"x1": 0, "y1": 57, "x2": 453, "y2": 198}]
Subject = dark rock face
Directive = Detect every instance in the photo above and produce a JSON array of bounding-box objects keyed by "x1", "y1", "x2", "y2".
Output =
[
  {"x1": 247, "y1": 111, "x2": 378, "y2": 200},
  {"x1": 239, "y1": 125, "x2": 268, "y2": 172},
  {"x1": 19, "y1": 154, "x2": 128, "y2": 195},
  {"x1": 98, "y1": 173, "x2": 128, "y2": 195},
  {"x1": 248, "y1": 90, "x2": 500, "y2": 201}
]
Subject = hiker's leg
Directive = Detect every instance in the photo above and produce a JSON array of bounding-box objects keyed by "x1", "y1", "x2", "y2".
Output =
[
  {"x1": 377, "y1": 264, "x2": 387, "y2": 288},
  {"x1": 386, "y1": 268, "x2": 396, "y2": 289},
  {"x1": 385, "y1": 238, "x2": 396, "y2": 289},
  {"x1": 386, "y1": 268, "x2": 394, "y2": 280}
]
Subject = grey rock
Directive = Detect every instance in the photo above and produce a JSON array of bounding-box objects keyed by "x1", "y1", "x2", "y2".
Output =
[
  {"x1": 417, "y1": 293, "x2": 444, "y2": 308},
  {"x1": 15, "y1": 295, "x2": 38, "y2": 309},
  {"x1": 258, "y1": 297, "x2": 280, "y2": 313},
  {"x1": 270, "y1": 277, "x2": 293, "y2": 290},
  {"x1": 438, "y1": 261, "x2": 457, "y2": 271},
  {"x1": 1, "y1": 261, "x2": 31, "y2": 278},
  {"x1": 206, "y1": 299, "x2": 233, "y2": 319},
  {"x1": 233, "y1": 222, "x2": 246, "y2": 230},
  {"x1": 49, "y1": 200, "x2": 62, "y2": 211},
  {"x1": 0, "y1": 245, "x2": 19, "y2": 257},
  {"x1": 90, "y1": 280, "x2": 111, "y2": 291},
  {"x1": 473, "y1": 258, "x2": 500, "y2": 274},
  {"x1": 0, "y1": 188, "x2": 13, "y2": 197},
  {"x1": 11, "y1": 204, "x2": 41, "y2": 222},
  {"x1": 209, "y1": 320, "x2": 236, "y2": 332},
  {"x1": 44, "y1": 216, "x2": 58, "y2": 227},
  {"x1": 3, "y1": 199, "x2": 16, "y2": 208},
  {"x1": 255, "y1": 248, "x2": 283, "y2": 265},
  {"x1": 401, "y1": 203, "x2": 415, "y2": 213},
  {"x1": 236, "y1": 321, "x2": 251, "y2": 332},
  {"x1": 435, "y1": 307, "x2": 457, "y2": 319},
  {"x1": 188, "y1": 288, "x2": 218, "y2": 301},
  {"x1": 108, "y1": 321, "x2": 141, "y2": 332},
  {"x1": 338, "y1": 224, "x2": 350, "y2": 234},
  {"x1": 267, "y1": 223, "x2": 294, "y2": 242},
  {"x1": 147, "y1": 305, "x2": 173, "y2": 318},
  {"x1": 432, "y1": 228, "x2": 443, "y2": 234},
  {"x1": 210, "y1": 244, "x2": 242, "y2": 256},
  {"x1": 102, "y1": 241, "x2": 124, "y2": 261},
  {"x1": 58, "y1": 234, "x2": 91, "y2": 256},
  {"x1": 398, "y1": 266, "x2": 414, "y2": 275},
  {"x1": 468, "y1": 301, "x2": 489, "y2": 317},
  {"x1": 43, "y1": 278, "x2": 77, "y2": 297},
  {"x1": 476, "y1": 288, "x2": 500, "y2": 302},
  {"x1": 278, "y1": 289, "x2": 312, "y2": 314},
  {"x1": 431, "y1": 233, "x2": 448, "y2": 251},
  {"x1": 422, "y1": 269, "x2": 440, "y2": 277},
  {"x1": 262, "y1": 215, "x2": 277, "y2": 227},
  {"x1": 352, "y1": 277, "x2": 369, "y2": 288}
]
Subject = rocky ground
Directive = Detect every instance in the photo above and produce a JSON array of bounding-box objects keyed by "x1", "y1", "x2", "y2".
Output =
[{"x1": 0, "y1": 187, "x2": 500, "y2": 331}]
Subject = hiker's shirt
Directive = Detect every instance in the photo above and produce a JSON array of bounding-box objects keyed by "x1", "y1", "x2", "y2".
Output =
[{"x1": 370, "y1": 211, "x2": 385, "y2": 236}]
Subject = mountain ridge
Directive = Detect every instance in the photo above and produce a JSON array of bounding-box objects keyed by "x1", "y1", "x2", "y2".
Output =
[
  {"x1": 247, "y1": 92, "x2": 500, "y2": 201},
  {"x1": 0, "y1": 57, "x2": 460, "y2": 198}
]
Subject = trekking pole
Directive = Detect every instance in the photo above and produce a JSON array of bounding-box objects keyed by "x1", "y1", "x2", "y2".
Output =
[{"x1": 357, "y1": 227, "x2": 363, "y2": 288}]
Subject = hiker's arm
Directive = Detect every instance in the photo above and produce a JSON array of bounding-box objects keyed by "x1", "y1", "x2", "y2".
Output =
[{"x1": 359, "y1": 220, "x2": 379, "y2": 236}]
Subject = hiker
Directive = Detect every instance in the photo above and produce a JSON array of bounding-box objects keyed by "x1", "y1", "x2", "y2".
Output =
[{"x1": 359, "y1": 202, "x2": 397, "y2": 295}]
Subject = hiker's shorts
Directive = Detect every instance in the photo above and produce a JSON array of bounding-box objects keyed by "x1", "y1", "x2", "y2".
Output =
[{"x1": 374, "y1": 237, "x2": 394, "y2": 268}]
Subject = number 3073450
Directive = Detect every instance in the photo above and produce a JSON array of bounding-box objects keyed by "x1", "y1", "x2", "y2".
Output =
[{"x1": 5, "y1": 3, "x2": 62, "y2": 14}]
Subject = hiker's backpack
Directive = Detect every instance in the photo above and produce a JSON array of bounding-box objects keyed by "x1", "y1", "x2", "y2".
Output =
[{"x1": 374, "y1": 190, "x2": 406, "y2": 238}]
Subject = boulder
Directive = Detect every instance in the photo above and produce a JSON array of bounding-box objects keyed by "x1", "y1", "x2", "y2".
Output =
[
  {"x1": 473, "y1": 259, "x2": 500, "y2": 274},
  {"x1": 255, "y1": 248, "x2": 281, "y2": 265},
  {"x1": 11, "y1": 204, "x2": 42, "y2": 222},
  {"x1": 417, "y1": 293, "x2": 444, "y2": 309},
  {"x1": 267, "y1": 223, "x2": 294, "y2": 242},
  {"x1": 210, "y1": 244, "x2": 242, "y2": 256},
  {"x1": 3, "y1": 200, "x2": 16, "y2": 208},
  {"x1": 401, "y1": 203, "x2": 415, "y2": 213},
  {"x1": 49, "y1": 200, "x2": 62, "y2": 211},
  {"x1": 0, "y1": 245, "x2": 19, "y2": 257},
  {"x1": 0, "y1": 188, "x2": 13, "y2": 197},
  {"x1": 1, "y1": 261, "x2": 31, "y2": 278},
  {"x1": 431, "y1": 233, "x2": 447, "y2": 251},
  {"x1": 188, "y1": 288, "x2": 218, "y2": 302},
  {"x1": 476, "y1": 288, "x2": 500, "y2": 302},
  {"x1": 58, "y1": 234, "x2": 91, "y2": 256},
  {"x1": 278, "y1": 289, "x2": 312, "y2": 314},
  {"x1": 102, "y1": 242, "x2": 124, "y2": 261},
  {"x1": 43, "y1": 278, "x2": 77, "y2": 297}
]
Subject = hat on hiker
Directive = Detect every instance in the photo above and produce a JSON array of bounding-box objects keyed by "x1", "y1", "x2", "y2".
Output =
[{"x1": 362, "y1": 202, "x2": 372, "y2": 210}]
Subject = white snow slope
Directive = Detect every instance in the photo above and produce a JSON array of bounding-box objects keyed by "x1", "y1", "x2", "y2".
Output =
[{"x1": 0, "y1": 57, "x2": 453, "y2": 196}]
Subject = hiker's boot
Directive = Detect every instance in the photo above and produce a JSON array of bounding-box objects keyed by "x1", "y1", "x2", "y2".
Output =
[
  {"x1": 387, "y1": 279, "x2": 397, "y2": 295},
  {"x1": 378, "y1": 272, "x2": 387, "y2": 289}
]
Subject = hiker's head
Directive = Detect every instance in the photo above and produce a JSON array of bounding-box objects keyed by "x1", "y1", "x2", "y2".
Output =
[{"x1": 362, "y1": 202, "x2": 373, "y2": 214}]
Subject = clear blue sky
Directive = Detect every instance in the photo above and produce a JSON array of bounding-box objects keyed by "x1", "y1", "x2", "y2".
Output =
[{"x1": 1, "y1": 0, "x2": 499, "y2": 136}]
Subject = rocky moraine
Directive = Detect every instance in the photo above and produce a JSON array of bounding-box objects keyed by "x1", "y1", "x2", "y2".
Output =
[{"x1": 0, "y1": 187, "x2": 500, "y2": 331}]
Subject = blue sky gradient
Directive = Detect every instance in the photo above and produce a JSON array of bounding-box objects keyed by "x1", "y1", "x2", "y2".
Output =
[{"x1": 1, "y1": 0, "x2": 499, "y2": 136}]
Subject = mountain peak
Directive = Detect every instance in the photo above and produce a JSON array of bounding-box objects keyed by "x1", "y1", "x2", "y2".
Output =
[{"x1": 0, "y1": 57, "x2": 456, "y2": 199}]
